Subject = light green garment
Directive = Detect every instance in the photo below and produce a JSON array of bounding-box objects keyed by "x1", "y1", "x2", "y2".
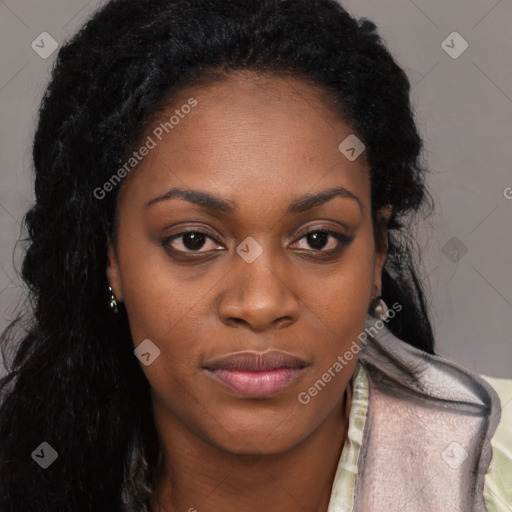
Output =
[
  {"x1": 481, "y1": 374, "x2": 512, "y2": 512},
  {"x1": 327, "y1": 362, "x2": 512, "y2": 512}
]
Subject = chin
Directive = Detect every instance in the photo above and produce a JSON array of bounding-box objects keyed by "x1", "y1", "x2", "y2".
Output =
[
  {"x1": 220, "y1": 432, "x2": 302, "y2": 457},
  {"x1": 205, "y1": 414, "x2": 308, "y2": 455}
]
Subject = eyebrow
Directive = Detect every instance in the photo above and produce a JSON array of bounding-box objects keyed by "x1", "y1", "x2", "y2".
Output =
[{"x1": 145, "y1": 186, "x2": 362, "y2": 214}]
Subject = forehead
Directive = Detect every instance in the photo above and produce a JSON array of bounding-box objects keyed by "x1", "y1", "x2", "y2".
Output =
[{"x1": 117, "y1": 71, "x2": 371, "y2": 216}]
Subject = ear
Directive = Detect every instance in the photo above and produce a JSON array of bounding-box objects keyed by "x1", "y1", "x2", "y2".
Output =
[
  {"x1": 372, "y1": 204, "x2": 392, "y2": 298},
  {"x1": 106, "y1": 237, "x2": 124, "y2": 302}
]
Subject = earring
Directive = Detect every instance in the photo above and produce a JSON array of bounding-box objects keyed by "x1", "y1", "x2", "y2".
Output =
[
  {"x1": 369, "y1": 296, "x2": 388, "y2": 320},
  {"x1": 108, "y1": 286, "x2": 119, "y2": 314}
]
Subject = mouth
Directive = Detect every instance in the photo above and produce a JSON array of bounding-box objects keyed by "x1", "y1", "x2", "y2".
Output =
[{"x1": 204, "y1": 350, "x2": 306, "y2": 399}]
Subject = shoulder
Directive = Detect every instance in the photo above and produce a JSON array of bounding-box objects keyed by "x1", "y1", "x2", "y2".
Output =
[{"x1": 480, "y1": 374, "x2": 512, "y2": 512}]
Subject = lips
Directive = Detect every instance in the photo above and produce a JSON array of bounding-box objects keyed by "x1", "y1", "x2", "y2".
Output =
[
  {"x1": 204, "y1": 350, "x2": 306, "y2": 398},
  {"x1": 206, "y1": 350, "x2": 306, "y2": 372}
]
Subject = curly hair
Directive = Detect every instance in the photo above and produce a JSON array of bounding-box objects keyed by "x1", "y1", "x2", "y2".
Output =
[{"x1": 0, "y1": 0, "x2": 435, "y2": 510}]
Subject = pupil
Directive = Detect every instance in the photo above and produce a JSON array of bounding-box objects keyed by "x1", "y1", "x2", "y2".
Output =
[
  {"x1": 183, "y1": 232, "x2": 205, "y2": 250},
  {"x1": 308, "y1": 231, "x2": 328, "y2": 250}
]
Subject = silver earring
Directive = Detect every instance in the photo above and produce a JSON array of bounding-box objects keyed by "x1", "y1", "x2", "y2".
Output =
[
  {"x1": 370, "y1": 296, "x2": 388, "y2": 320},
  {"x1": 108, "y1": 286, "x2": 118, "y2": 314}
]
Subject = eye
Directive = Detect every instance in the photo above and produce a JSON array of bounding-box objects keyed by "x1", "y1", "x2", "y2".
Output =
[
  {"x1": 162, "y1": 229, "x2": 223, "y2": 254},
  {"x1": 291, "y1": 229, "x2": 353, "y2": 253}
]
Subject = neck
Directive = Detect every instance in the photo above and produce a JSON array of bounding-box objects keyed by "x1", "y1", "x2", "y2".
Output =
[{"x1": 150, "y1": 382, "x2": 352, "y2": 512}]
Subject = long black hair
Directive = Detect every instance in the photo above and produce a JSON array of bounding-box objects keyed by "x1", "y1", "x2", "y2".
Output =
[{"x1": 0, "y1": 0, "x2": 435, "y2": 509}]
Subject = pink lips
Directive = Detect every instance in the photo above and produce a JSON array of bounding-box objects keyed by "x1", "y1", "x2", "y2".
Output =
[{"x1": 204, "y1": 350, "x2": 306, "y2": 398}]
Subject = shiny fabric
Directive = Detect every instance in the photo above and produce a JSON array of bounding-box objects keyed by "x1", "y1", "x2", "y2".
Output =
[{"x1": 328, "y1": 313, "x2": 503, "y2": 512}]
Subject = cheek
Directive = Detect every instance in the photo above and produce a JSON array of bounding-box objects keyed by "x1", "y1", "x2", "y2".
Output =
[
  {"x1": 115, "y1": 234, "x2": 202, "y2": 342},
  {"x1": 115, "y1": 243, "x2": 210, "y2": 390},
  {"x1": 300, "y1": 240, "x2": 375, "y2": 376},
  {"x1": 305, "y1": 243, "x2": 374, "y2": 328}
]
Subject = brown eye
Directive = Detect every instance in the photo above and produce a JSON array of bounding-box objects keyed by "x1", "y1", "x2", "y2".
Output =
[
  {"x1": 292, "y1": 230, "x2": 353, "y2": 252},
  {"x1": 304, "y1": 231, "x2": 329, "y2": 251},
  {"x1": 162, "y1": 230, "x2": 222, "y2": 253}
]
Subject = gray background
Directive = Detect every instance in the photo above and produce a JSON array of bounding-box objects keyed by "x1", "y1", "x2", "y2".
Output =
[{"x1": 1, "y1": 0, "x2": 511, "y2": 378}]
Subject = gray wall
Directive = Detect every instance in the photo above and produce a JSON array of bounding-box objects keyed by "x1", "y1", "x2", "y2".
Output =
[{"x1": 1, "y1": 0, "x2": 511, "y2": 377}]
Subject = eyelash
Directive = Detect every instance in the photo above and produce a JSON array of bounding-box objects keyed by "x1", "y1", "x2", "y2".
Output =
[{"x1": 161, "y1": 228, "x2": 353, "y2": 258}]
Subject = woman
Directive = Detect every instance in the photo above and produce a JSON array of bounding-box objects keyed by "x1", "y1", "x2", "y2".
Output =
[{"x1": 0, "y1": 0, "x2": 510, "y2": 510}]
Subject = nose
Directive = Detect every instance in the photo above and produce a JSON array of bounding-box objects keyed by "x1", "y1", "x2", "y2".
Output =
[{"x1": 217, "y1": 252, "x2": 300, "y2": 332}]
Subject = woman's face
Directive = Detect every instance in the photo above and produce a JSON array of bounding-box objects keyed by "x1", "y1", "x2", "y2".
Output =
[{"x1": 107, "y1": 72, "x2": 390, "y2": 455}]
